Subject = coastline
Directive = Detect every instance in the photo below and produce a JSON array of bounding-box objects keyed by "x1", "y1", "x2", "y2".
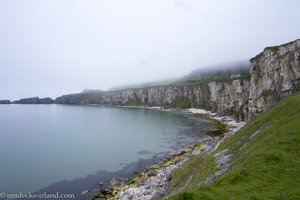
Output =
[{"x1": 91, "y1": 107, "x2": 246, "y2": 200}]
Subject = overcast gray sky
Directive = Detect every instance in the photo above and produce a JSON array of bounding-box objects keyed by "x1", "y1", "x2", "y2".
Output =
[{"x1": 0, "y1": 0, "x2": 299, "y2": 100}]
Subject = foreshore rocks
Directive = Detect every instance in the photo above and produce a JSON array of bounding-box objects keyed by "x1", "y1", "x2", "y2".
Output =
[{"x1": 113, "y1": 110, "x2": 246, "y2": 200}]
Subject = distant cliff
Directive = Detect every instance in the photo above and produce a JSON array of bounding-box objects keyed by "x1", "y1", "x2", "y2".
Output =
[
  {"x1": 52, "y1": 39, "x2": 298, "y2": 120},
  {"x1": 0, "y1": 100, "x2": 11, "y2": 104},
  {"x1": 54, "y1": 91, "x2": 103, "y2": 104},
  {"x1": 13, "y1": 97, "x2": 54, "y2": 104}
]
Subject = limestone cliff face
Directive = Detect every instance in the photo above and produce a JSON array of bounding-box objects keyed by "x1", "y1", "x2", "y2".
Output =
[
  {"x1": 100, "y1": 81, "x2": 250, "y2": 121},
  {"x1": 55, "y1": 80, "x2": 250, "y2": 120},
  {"x1": 99, "y1": 85, "x2": 210, "y2": 107},
  {"x1": 207, "y1": 79, "x2": 250, "y2": 121},
  {"x1": 248, "y1": 39, "x2": 300, "y2": 119},
  {"x1": 55, "y1": 39, "x2": 300, "y2": 121}
]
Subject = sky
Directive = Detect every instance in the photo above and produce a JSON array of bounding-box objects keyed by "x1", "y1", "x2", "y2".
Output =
[{"x1": 0, "y1": 0, "x2": 299, "y2": 100}]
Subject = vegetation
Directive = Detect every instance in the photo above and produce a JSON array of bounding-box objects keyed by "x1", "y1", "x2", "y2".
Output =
[
  {"x1": 171, "y1": 96, "x2": 192, "y2": 109},
  {"x1": 172, "y1": 72, "x2": 250, "y2": 87},
  {"x1": 252, "y1": 39, "x2": 299, "y2": 61},
  {"x1": 265, "y1": 45, "x2": 280, "y2": 54},
  {"x1": 261, "y1": 89, "x2": 273, "y2": 97},
  {"x1": 193, "y1": 113, "x2": 229, "y2": 136},
  {"x1": 163, "y1": 92, "x2": 300, "y2": 200},
  {"x1": 124, "y1": 98, "x2": 143, "y2": 106}
]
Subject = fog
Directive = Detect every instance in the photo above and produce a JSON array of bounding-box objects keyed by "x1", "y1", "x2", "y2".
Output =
[{"x1": 0, "y1": 0, "x2": 299, "y2": 100}]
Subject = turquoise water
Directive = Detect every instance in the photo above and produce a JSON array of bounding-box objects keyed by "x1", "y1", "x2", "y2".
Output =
[{"x1": 0, "y1": 104, "x2": 206, "y2": 194}]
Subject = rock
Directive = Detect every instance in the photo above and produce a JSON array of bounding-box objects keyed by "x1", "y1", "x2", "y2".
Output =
[
  {"x1": 204, "y1": 175, "x2": 215, "y2": 185},
  {"x1": 81, "y1": 189, "x2": 89, "y2": 196},
  {"x1": 100, "y1": 189, "x2": 113, "y2": 196},
  {"x1": 127, "y1": 194, "x2": 134, "y2": 199},
  {"x1": 215, "y1": 154, "x2": 234, "y2": 168},
  {"x1": 249, "y1": 125, "x2": 267, "y2": 140},
  {"x1": 147, "y1": 170, "x2": 158, "y2": 177},
  {"x1": 204, "y1": 148, "x2": 235, "y2": 186},
  {"x1": 98, "y1": 181, "x2": 104, "y2": 187},
  {"x1": 109, "y1": 177, "x2": 123, "y2": 189}
]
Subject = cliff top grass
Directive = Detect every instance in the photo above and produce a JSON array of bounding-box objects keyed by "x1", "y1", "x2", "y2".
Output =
[
  {"x1": 250, "y1": 39, "x2": 300, "y2": 62},
  {"x1": 163, "y1": 92, "x2": 300, "y2": 200}
]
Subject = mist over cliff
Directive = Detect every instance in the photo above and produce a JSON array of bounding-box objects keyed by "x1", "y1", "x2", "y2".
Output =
[{"x1": 53, "y1": 40, "x2": 300, "y2": 121}]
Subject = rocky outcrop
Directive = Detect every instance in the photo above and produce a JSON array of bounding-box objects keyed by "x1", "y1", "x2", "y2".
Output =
[
  {"x1": 13, "y1": 97, "x2": 54, "y2": 104},
  {"x1": 247, "y1": 39, "x2": 300, "y2": 119},
  {"x1": 54, "y1": 40, "x2": 300, "y2": 121},
  {"x1": 0, "y1": 100, "x2": 11, "y2": 104}
]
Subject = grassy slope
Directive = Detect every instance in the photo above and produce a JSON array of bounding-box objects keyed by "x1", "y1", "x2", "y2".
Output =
[{"x1": 163, "y1": 92, "x2": 300, "y2": 200}]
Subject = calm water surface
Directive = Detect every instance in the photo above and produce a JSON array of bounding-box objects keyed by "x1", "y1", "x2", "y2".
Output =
[{"x1": 0, "y1": 104, "x2": 207, "y2": 196}]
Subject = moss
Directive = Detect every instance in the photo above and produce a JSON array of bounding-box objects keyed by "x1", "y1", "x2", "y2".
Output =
[
  {"x1": 240, "y1": 72, "x2": 251, "y2": 81},
  {"x1": 193, "y1": 113, "x2": 229, "y2": 136},
  {"x1": 220, "y1": 83, "x2": 225, "y2": 92},
  {"x1": 261, "y1": 89, "x2": 273, "y2": 97},
  {"x1": 295, "y1": 78, "x2": 300, "y2": 91},
  {"x1": 129, "y1": 173, "x2": 145, "y2": 186},
  {"x1": 196, "y1": 103, "x2": 213, "y2": 111},
  {"x1": 90, "y1": 188, "x2": 119, "y2": 200},
  {"x1": 265, "y1": 45, "x2": 280, "y2": 54},
  {"x1": 124, "y1": 98, "x2": 143, "y2": 106},
  {"x1": 171, "y1": 96, "x2": 192, "y2": 109}
]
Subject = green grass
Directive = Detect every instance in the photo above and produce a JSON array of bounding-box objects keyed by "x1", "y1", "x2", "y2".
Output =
[
  {"x1": 173, "y1": 74, "x2": 250, "y2": 87},
  {"x1": 163, "y1": 92, "x2": 300, "y2": 200}
]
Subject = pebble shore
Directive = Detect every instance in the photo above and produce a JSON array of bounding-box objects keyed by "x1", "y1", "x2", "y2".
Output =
[{"x1": 115, "y1": 108, "x2": 246, "y2": 200}]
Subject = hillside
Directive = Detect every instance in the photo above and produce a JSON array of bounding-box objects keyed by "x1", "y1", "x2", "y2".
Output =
[{"x1": 162, "y1": 92, "x2": 300, "y2": 200}]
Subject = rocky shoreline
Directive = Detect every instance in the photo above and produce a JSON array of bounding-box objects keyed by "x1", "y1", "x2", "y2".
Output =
[{"x1": 91, "y1": 108, "x2": 245, "y2": 200}]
